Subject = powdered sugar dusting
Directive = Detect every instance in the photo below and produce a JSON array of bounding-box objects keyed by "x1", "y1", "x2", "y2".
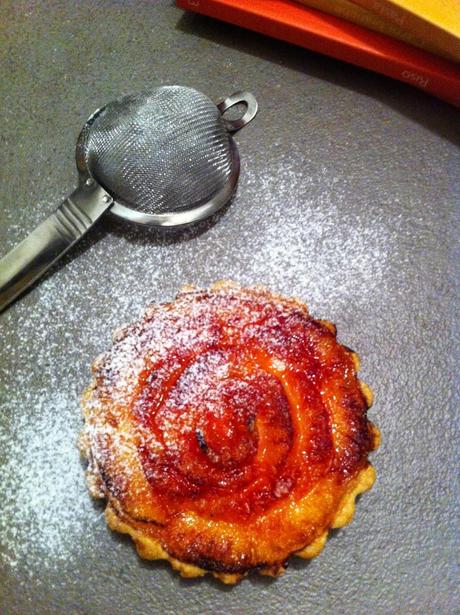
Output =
[
  {"x1": 239, "y1": 162, "x2": 392, "y2": 311},
  {"x1": 0, "y1": 388, "x2": 98, "y2": 572}
]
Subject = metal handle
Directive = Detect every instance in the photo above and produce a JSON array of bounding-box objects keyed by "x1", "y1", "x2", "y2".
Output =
[
  {"x1": 0, "y1": 181, "x2": 113, "y2": 312},
  {"x1": 218, "y1": 91, "x2": 258, "y2": 133}
]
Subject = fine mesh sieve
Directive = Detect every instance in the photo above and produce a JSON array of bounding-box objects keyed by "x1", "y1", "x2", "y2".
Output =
[
  {"x1": 83, "y1": 86, "x2": 234, "y2": 215},
  {"x1": 0, "y1": 86, "x2": 258, "y2": 311}
]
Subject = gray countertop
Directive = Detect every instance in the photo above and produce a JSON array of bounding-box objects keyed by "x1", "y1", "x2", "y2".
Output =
[{"x1": 0, "y1": 1, "x2": 459, "y2": 614}]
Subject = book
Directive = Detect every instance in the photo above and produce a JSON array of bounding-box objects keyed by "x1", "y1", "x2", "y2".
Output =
[
  {"x1": 176, "y1": 0, "x2": 460, "y2": 107},
  {"x1": 294, "y1": 0, "x2": 455, "y2": 61},
  {"x1": 347, "y1": 0, "x2": 460, "y2": 62}
]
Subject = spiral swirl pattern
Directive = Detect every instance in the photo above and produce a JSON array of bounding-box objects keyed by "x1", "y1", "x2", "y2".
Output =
[{"x1": 82, "y1": 282, "x2": 378, "y2": 582}]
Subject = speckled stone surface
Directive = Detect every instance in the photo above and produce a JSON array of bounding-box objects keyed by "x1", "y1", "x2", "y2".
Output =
[{"x1": 0, "y1": 1, "x2": 459, "y2": 614}]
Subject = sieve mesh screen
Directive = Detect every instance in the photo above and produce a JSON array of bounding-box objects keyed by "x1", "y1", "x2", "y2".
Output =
[{"x1": 84, "y1": 86, "x2": 233, "y2": 214}]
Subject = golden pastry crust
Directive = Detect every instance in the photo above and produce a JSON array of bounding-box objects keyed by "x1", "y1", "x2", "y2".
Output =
[{"x1": 81, "y1": 282, "x2": 379, "y2": 583}]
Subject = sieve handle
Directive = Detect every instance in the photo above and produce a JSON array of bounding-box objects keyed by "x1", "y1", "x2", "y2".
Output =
[{"x1": 0, "y1": 181, "x2": 113, "y2": 312}]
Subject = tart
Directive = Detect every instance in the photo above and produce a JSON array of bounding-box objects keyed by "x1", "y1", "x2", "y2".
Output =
[{"x1": 81, "y1": 282, "x2": 379, "y2": 583}]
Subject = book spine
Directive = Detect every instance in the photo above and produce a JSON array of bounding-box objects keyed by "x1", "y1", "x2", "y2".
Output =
[
  {"x1": 175, "y1": 0, "x2": 460, "y2": 107},
  {"x1": 294, "y1": 0, "x2": 454, "y2": 61},
  {"x1": 347, "y1": 0, "x2": 460, "y2": 62}
]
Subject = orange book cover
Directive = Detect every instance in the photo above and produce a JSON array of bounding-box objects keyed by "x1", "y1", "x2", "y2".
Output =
[{"x1": 176, "y1": 0, "x2": 460, "y2": 107}]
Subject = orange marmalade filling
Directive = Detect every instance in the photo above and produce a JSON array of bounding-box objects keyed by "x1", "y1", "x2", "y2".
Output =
[{"x1": 84, "y1": 284, "x2": 378, "y2": 581}]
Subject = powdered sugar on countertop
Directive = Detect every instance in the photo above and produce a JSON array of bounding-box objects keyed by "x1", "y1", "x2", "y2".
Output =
[
  {"x1": 0, "y1": 153, "x2": 396, "y2": 572},
  {"x1": 0, "y1": 101, "x2": 457, "y2": 595},
  {"x1": 0, "y1": 389, "x2": 99, "y2": 572}
]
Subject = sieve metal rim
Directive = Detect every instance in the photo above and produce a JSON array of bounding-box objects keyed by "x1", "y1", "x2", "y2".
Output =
[{"x1": 75, "y1": 90, "x2": 257, "y2": 228}]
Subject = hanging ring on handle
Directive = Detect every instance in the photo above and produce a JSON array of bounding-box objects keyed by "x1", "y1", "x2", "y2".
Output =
[{"x1": 217, "y1": 91, "x2": 258, "y2": 133}]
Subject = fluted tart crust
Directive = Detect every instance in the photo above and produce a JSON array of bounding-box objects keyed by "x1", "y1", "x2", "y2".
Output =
[{"x1": 81, "y1": 282, "x2": 379, "y2": 583}]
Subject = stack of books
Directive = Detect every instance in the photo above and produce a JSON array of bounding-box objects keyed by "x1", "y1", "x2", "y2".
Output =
[{"x1": 176, "y1": 0, "x2": 460, "y2": 107}]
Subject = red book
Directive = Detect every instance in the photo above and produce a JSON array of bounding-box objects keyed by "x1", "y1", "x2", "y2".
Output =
[{"x1": 176, "y1": 0, "x2": 460, "y2": 107}]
